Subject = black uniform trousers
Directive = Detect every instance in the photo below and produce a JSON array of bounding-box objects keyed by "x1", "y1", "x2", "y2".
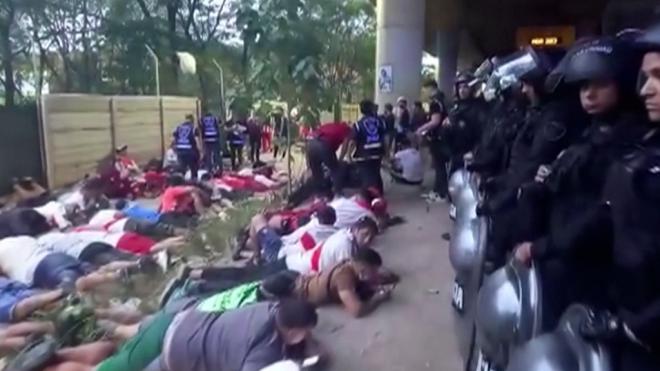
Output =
[
  {"x1": 229, "y1": 144, "x2": 243, "y2": 170},
  {"x1": 306, "y1": 138, "x2": 342, "y2": 195},
  {"x1": 249, "y1": 136, "x2": 261, "y2": 163},
  {"x1": 356, "y1": 158, "x2": 384, "y2": 195},
  {"x1": 176, "y1": 149, "x2": 199, "y2": 180},
  {"x1": 429, "y1": 142, "x2": 449, "y2": 197},
  {"x1": 203, "y1": 141, "x2": 222, "y2": 173}
]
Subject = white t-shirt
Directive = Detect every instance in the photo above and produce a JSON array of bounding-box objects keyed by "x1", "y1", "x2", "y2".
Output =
[
  {"x1": 329, "y1": 197, "x2": 376, "y2": 229},
  {"x1": 34, "y1": 201, "x2": 71, "y2": 229},
  {"x1": 60, "y1": 190, "x2": 85, "y2": 209},
  {"x1": 394, "y1": 148, "x2": 424, "y2": 183},
  {"x1": 278, "y1": 219, "x2": 338, "y2": 259},
  {"x1": 0, "y1": 236, "x2": 50, "y2": 285},
  {"x1": 88, "y1": 209, "x2": 128, "y2": 233},
  {"x1": 37, "y1": 231, "x2": 109, "y2": 259},
  {"x1": 285, "y1": 229, "x2": 354, "y2": 274},
  {"x1": 100, "y1": 232, "x2": 126, "y2": 248},
  {"x1": 164, "y1": 148, "x2": 179, "y2": 168}
]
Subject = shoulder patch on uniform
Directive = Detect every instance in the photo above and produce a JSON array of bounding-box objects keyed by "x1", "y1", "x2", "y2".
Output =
[{"x1": 544, "y1": 121, "x2": 567, "y2": 141}]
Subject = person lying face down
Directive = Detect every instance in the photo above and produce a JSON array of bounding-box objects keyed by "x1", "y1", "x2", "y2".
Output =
[
  {"x1": 243, "y1": 205, "x2": 338, "y2": 264},
  {"x1": 161, "y1": 299, "x2": 319, "y2": 371},
  {"x1": 0, "y1": 208, "x2": 54, "y2": 239},
  {"x1": 0, "y1": 277, "x2": 63, "y2": 324},
  {"x1": 328, "y1": 188, "x2": 388, "y2": 230},
  {"x1": 84, "y1": 206, "x2": 184, "y2": 239},
  {"x1": 158, "y1": 175, "x2": 212, "y2": 227},
  {"x1": 0, "y1": 236, "x2": 150, "y2": 293},
  {"x1": 35, "y1": 229, "x2": 182, "y2": 270},
  {"x1": 168, "y1": 247, "x2": 391, "y2": 316},
  {"x1": 185, "y1": 217, "x2": 381, "y2": 291},
  {"x1": 91, "y1": 248, "x2": 392, "y2": 371}
]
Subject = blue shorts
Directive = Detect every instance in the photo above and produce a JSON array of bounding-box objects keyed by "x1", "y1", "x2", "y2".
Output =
[
  {"x1": 33, "y1": 253, "x2": 87, "y2": 290},
  {"x1": 257, "y1": 227, "x2": 283, "y2": 264},
  {"x1": 0, "y1": 279, "x2": 36, "y2": 323}
]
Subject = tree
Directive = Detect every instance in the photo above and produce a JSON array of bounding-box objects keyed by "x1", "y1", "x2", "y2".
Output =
[
  {"x1": 0, "y1": 0, "x2": 376, "y2": 117},
  {"x1": 237, "y1": 0, "x2": 376, "y2": 126}
]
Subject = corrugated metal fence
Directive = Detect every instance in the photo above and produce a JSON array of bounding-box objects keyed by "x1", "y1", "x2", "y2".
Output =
[{"x1": 41, "y1": 94, "x2": 199, "y2": 188}]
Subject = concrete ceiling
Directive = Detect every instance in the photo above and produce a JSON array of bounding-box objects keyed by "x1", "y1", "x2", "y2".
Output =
[{"x1": 423, "y1": 0, "x2": 660, "y2": 57}]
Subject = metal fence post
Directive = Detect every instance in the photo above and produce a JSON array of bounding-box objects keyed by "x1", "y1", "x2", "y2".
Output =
[
  {"x1": 109, "y1": 97, "x2": 117, "y2": 153},
  {"x1": 159, "y1": 97, "x2": 166, "y2": 159}
]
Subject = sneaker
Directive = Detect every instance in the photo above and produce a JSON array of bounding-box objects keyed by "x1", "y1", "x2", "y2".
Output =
[
  {"x1": 137, "y1": 256, "x2": 161, "y2": 275},
  {"x1": 231, "y1": 229, "x2": 249, "y2": 261},
  {"x1": 157, "y1": 264, "x2": 192, "y2": 309},
  {"x1": 156, "y1": 250, "x2": 170, "y2": 272},
  {"x1": 422, "y1": 192, "x2": 442, "y2": 203},
  {"x1": 5, "y1": 335, "x2": 58, "y2": 371}
]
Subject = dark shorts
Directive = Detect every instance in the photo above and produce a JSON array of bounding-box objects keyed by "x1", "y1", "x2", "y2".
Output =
[
  {"x1": 79, "y1": 242, "x2": 137, "y2": 267},
  {"x1": 257, "y1": 227, "x2": 283, "y2": 264},
  {"x1": 158, "y1": 212, "x2": 196, "y2": 229},
  {"x1": 33, "y1": 253, "x2": 86, "y2": 290}
]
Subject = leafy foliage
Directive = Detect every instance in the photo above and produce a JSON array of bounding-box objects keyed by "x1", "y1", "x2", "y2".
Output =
[{"x1": 1, "y1": 0, "x2": 376, "y2": 124}]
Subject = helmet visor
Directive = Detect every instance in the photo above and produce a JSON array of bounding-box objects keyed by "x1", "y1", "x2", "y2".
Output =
[{"x1": 487, "y1": 50, "x2": 540, "y2": 93}]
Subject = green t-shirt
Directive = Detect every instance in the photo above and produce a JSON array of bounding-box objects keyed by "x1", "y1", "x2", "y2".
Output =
[{"x1": 196, "y1": 282, "x2": 261, "y2": 313}]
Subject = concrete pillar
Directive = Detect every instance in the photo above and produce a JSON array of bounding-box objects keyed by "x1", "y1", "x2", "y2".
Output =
[
  {"x1": 375, "y1": 0, "x2": 425, "y2": 109},
  {"x1": 436, "y1": 29, "x2": 460, "y2": 100}
]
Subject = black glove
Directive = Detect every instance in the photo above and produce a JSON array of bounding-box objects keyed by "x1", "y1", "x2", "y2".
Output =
[
  {"x1": 479, "y1": 177, "x2": 498, "y2": 194},
  {"x1": 475, "y1": 201, "x2": 491, "y2": 217},
  {"x1": 580, "y1": 310, "x2": 623, "y2": 342}
]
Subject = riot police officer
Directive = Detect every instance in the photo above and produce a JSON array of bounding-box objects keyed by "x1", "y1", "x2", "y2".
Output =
[
  {"x1": 469, "y1": 74, "x2": 527, "y2": 179},
  {"x1": 352, "y1": 99, "x2": 387, "y2": 194},
  {"x1": 173, "y1": 114, "x2": 201, "y2": 179},
  {"x1": 574, "y1": 24, "x2": 660, "y2": 371},
  {"x1": 272, "y1": 107, "x2": 289, "y2": 160},
  {"x1": 514, "y1": 36, "x2": 649, "y2": 330},
  {"x1": 226, "y1": 117, "x2": 247, "y2": 171},
  {"x1": 444, "y1": 72, "x2": 489, "y2": 175},
  {"x1": 480, "y1": 49, "x2": 588, "y2": 266},
  {"x1": 199, "y1": 111, "x2": 222, "y2": 174}
]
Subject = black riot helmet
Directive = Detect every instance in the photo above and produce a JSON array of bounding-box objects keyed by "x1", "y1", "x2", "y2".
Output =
[
  {"x1": 635, "y1": 22, "x2": 660, "y2": 51},
  {"x1": 519, "y1": 48, "x2": 553, "y2": 100},
  {"x1": 544, "y1": 37, "x2": 599, "y2": 94},
  {"x1": 455, "y1": 71, "x2": 476, "y2": 100},
  {"x1": 562, "y1": 36, "x2": 643, "y2": 109},
  {"x1": 518, "y1": 48, "x2": 552, "y2": 84},
  {"x1": 483, "y1": 48, "x2": 545, "y2": 101},
  {"x1": 563, "y1": 37, "x2": 640, "y2": 86},
  {"x1": 456, "y1": 71, "x2": 475, "y2": 85}
]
